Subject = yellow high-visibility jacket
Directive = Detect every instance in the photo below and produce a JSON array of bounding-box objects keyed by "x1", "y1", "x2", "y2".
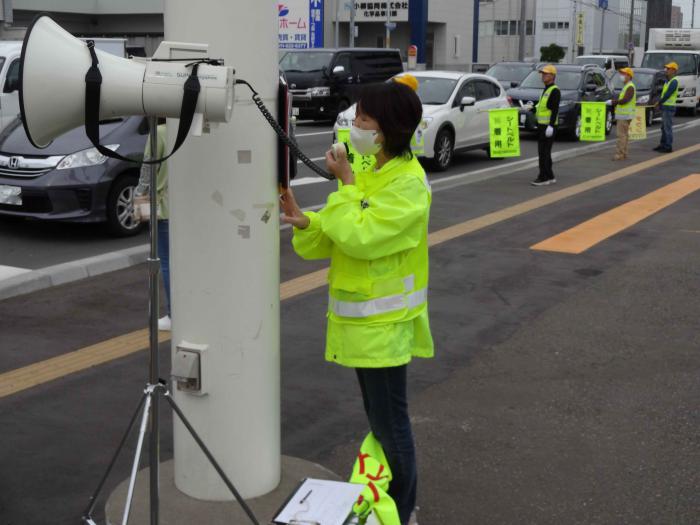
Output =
[{"x1": 292, "y1": 155, "x2": 434, "y2": 368}]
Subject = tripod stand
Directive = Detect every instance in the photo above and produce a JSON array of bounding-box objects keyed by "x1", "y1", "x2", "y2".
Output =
[{"x1": 82, "y1": 117, "x2": 261, "y2": 525}]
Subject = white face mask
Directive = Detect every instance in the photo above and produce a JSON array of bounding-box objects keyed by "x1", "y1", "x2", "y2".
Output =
[{"x1": 350, "y1": 125, "x2": 381, "y2": 156}]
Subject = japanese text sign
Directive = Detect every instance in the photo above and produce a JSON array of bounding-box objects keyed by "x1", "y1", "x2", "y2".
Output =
[
  {"x1": 579, "y1": 102, "x2": 606, "y2": 142},
  {"x1": 489, "y1": 108, "x2": 521, "y2": 158},
  {"x1": 629, "y1": 107, "x2": 647, "y2": 141},
  {"x1": 279, "y1": 0, "x2": 324, "y2": 49}
]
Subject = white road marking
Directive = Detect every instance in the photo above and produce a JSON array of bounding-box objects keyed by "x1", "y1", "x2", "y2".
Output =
[
  {"x1": 295, "y1": 130, "x2": 334, "y2": 138},
  {"x1": 0, "y1": 265, "x2": 31, "y2": 281}
]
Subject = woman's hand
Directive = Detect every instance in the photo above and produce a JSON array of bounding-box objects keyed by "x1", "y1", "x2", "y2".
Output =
[
  {"x1": 326, "y1": 146, "x2": 354, "y2": 186},
  {"x1": 280, "y1": 188, "x2": 310, "y2": 229}
]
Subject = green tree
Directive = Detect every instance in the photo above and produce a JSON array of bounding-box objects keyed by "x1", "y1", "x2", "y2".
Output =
[{"x1": 540, "y1": 43, "x2": 566, "y2": 63}]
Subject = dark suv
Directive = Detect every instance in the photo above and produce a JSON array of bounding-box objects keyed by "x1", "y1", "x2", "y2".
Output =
[
  {"x1": 0, "y1": 117, "x2": 148, "y2": 236},
  {"x1": 279, "y1": 48, "x2": 403, "y2": 121},
  {"x1": 507, "y1": 64, "x2": 615, "y2": 139}
]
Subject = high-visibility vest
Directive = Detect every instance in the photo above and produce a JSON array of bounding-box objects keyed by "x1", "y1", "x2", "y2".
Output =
[
  {"x1": 350, "y1": 433, "x2": 401, "y2": 525},
  {"x1": 616, "y1": 82, "x2": 637, "y2": 119},
  {"x1": 292, "y1": 155, "x2": 434, "y2": 368},
  {"x1": 536, "y1": 84, "x2": 559, "y2": 125},
  {"x1": 661, "y1": 78, "x2": 679, "y2": 107}
]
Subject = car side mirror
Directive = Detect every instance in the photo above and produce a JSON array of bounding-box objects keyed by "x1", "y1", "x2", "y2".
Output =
[
  {"x1": 4, "y1": 77, "x2": 18, "y2": 93},
  {"x1": 332, "y1": 65, "x2": 345, "y2": 75},
  {"x1": 510, "y1": 81, "x2": 519, "y2": 88},
  {"x1": 460, "y1": 96, "x2": 476, "y2": 111}
]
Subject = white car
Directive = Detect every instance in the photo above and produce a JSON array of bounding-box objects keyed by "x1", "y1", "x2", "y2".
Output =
[{"x1": 334, "y1": 71, "x2": 511, "y2": 171}]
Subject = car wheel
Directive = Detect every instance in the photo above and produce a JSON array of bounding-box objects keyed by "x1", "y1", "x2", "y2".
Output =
[
  {"x1": 429, "y1": 128, "x2": 454, "y2": 171},
  {"x1": 106, "y1": 174, "x2": 143, "y2": 237},
  {"x1": 688, "y1": 105, "x2": 698, "y2": 117},
  {"x1": 605, "y1": 109, "x2": 613, "y2": 135}
]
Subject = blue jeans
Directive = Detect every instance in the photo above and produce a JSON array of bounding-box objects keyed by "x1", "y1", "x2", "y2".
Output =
[
  {"x1": 356, "y1": 366, "x2": 416, "y2": 525},
  {"x1": 157, "y1": 220, "x2": 171, "y2": 316},
  {"x1": 660, "y1": 107, "x2": 675, "y2": 150}
]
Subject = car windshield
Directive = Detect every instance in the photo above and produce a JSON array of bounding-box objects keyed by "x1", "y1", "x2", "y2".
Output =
[
  {"x1": 519, "y1": 70, "x2": 582, "y2": 90},
  {"x1": 613, "y1": 72, "x2": 654, "y2": 90},
  {"x1": 415, "y1": 77, "x2": 458, "y2": 104},
  {"x1": 641, "y1": 53, "x2": 698, "y2": 76},
  {"x1": 485, "y1": 64, "x2": 532, "y2": 83},
  {"x1": 279, "y1": 51, "x2": 334, "y2": 73},
  {"x1": 574, "y1": 56, "x2": 607, "y2": 67}
]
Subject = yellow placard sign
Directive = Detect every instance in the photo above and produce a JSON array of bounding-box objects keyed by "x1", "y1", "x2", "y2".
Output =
[
  {"x1": 579, "y1": 102, "x2": 606, "y2": 142},
  {"x1": 488, "y1": 108, "x2": 520, "y2": 158},
  {"x1": 629, "y1": 106, "x2": 647, "y2": 141},
  {"x1": 576, "y1": 13, "x2": 585, "y2": 47},
  {"x1": 336, "y1": 128, "x2": 376, "y2": 174}
]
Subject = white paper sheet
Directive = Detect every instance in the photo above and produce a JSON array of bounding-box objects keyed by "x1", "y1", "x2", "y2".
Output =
[{"x1": 274, "y1": 478, "x2": 365, "y2": 525}]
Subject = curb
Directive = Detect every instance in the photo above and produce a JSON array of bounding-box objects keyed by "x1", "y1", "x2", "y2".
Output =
[
  {"x1": 2, "y1": 119, "x2": 699, "y2": 302},
  {"x1": 0, "y1": 245, "x2": 149, "y2": 301}
]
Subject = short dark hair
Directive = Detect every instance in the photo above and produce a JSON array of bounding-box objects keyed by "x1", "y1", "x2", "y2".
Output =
[{"x1": 356, "y1": 81, "x2": 422, "y2": 159}]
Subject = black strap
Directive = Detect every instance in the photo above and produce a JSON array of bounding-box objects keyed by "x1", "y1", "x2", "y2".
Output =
[{"x1": 84, "y1": 40, "x2": 203, "y2": 165}]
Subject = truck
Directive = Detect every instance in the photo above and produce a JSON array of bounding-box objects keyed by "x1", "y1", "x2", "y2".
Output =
[
  {"x1": 642, "y1": 28, "x2": 700, "y2": 116},
  {"x1": 0, "y1": 38, "x2": 126, "y2": 134}
]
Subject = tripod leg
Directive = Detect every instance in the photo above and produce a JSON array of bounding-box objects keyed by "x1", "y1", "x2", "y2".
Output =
[
  {"x1": 121, "y1": 392, "x2": 154, "y2": 525},
  {"x1": 83, "y1": 391, "x2": 149, "y2": 521},
  {"x1": 164, "y1": 393, "x2": 261, "y2": 525}
]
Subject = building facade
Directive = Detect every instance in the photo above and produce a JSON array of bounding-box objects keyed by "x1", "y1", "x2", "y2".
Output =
[
  {"x1": 534, "y1": 0, "x2": 624, "y2": 62},
  {"x1": 330, "y1": 1, "x2": 477, "y2": 71},
  {"x1": 670, "y1": 5, "x2": 683, "y2": 27},
  {"x1": 477, "y1": 0, "x2": 537, "y2": 64}
]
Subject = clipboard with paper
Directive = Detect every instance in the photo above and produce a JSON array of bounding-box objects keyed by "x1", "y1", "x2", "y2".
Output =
[{"x1": 273, "y1": 478, "x2": 366, "y2": 525}]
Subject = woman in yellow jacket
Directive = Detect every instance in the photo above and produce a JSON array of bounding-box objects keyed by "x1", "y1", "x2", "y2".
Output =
[{"x1": 281, "y1": 78, "x2": 433, "y2": 525}]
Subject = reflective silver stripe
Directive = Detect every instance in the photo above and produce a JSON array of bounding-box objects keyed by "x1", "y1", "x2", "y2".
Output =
[
  {"x1": 329, "y1": 287, "x2": 428, "y2": 318},
  {"x1": 423, "y1": 176, "x2": 432, "y2": 193},
  {"x1": 403, "y1": 274, "x2": 415, "y2": 291}
]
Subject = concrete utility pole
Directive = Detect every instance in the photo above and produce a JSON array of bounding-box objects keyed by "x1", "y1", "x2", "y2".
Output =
[
  {"x1": 335, "y1": 0, "x2": 340, "y2": 47},
  {"x1": 350, "y1": 1, "x2": 356, "y2": 47},
  {"x1": 628, "y1": 0, "x2": 636, "y2": 63},
  {"x1": 518, "y1": 0, "x2": 527, "y2": 61},
  {"x1": 599, "y1": 7, "x2": 606, "y2": 53},
  {"x1": 165, "y1": 0, "x2": 281, "y2": 501},
  {"x1": 386, "y1": 5, "x2": 391, "y2": 48}
]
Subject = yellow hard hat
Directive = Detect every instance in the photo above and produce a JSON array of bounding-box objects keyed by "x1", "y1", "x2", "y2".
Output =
[
  {"x1": 664, "y1": 62, "x2": 679, "y2": 70},
  {"x1": 538, "y1": 64, "x2": 557, "y2": 75},
  {"x1": 394, "y1": 73, "x2": 419, "y2": 92},
  {"x1": 619, "y1": 67, "x2": 634, "y2": 78}
]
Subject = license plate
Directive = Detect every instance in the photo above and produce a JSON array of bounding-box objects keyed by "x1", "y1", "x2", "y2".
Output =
[
  {"x1": 0, "y1": 185, "x2": 22, "y2": 206},
  {"x1": 520, "y1": 114, "x2": 527, "y2": 125}
]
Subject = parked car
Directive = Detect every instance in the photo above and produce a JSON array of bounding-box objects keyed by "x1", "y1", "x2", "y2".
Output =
[
  {"x1": 574, "y1": 54, "x2": 630, "y2": 76},
  {"x1": 611, "y1": 68, "x2": 666, "y2": 126},
  {"x1": 279, "y1": 47, "x2": 403, "y2": 121},
  {"x1": 485, "y1": 61, "x2": 538, "y2": 89},
  {"x1": 0, "y1": 116, "x2": 148, "y2": 236},
  {"x1": 334, "y1": 71, "x2": 511, "y2": 171},
  {"x1": 508, "y1": 64, "x2": 615, "y2": 139}
]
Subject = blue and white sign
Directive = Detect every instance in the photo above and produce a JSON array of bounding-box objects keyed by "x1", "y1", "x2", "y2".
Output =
[
  {"x1": 598, "y1": 0, "x2": 608, "y2": 9},
  {"x1": 278, "y1": 0, "x2": 324, "y2": 49}
]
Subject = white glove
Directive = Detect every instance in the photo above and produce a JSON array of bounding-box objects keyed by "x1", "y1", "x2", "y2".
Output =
[
  {"x1": 545, "y1": 125, "x2": 554, "y2": 138},
  {"x1": 606, "y1": 99, "x2": 613, "y2": 106}
]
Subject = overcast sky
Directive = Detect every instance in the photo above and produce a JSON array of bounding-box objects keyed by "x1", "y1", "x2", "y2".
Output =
[{"x1": 674, "y1": 0, "x2": 697, "y2": 27}]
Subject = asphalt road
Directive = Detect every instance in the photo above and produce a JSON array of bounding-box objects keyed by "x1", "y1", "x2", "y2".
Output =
[
  {"x1": 1, "y1": 122, "x2": 700, "y2": 524},
  {"x1": 1, "y1": 112, "x2": 699, "y2": 273}
]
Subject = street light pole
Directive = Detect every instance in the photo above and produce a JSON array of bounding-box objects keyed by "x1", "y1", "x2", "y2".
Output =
[
  {"x1": 350, "y1": 1, "x2": 356, "y2": 47},
  {"x1": 628, "y1": 0, "x2": 635, "y2": 63},
  {"x1": 599, "y1": 8, "x2": 606, "y2": 53},
  {"x1": 386, "y1": 5, "x2": 391, "y2": 48},
  {"x1": 518, "y1": 0, "x2": 527, "y2": 61},
  {"x1": 335, "y1": 0, "x2": 340, "y2": 48}
]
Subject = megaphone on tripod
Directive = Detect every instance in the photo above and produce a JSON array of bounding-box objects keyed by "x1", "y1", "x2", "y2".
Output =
[{"x1": 19, "y1": 14, "x2": 235, "y2": 150}]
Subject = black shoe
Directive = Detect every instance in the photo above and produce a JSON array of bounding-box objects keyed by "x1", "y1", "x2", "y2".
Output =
[
  {"x1": 662, "y1": 147, "x2": 673, "y2": 153},
  {"x1": 548, "y1": 177, "x2": 557, "y2": 185},
  {"x1": 531, "y1": 178, "x2": 550, "y2": 186},
  {"x1": 653, "y1": 145, "x2": 664, "y2": 151}
]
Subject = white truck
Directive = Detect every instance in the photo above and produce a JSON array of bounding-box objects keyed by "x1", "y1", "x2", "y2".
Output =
[
  {"x1": 0, "y1": 38, "x2": 126, "y2": 134},
  {"x1": 642, "y1": 28, "x2": 700, "y2": 116}
]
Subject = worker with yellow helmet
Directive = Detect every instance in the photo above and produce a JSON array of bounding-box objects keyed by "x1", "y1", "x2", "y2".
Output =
[
  {"x1": 608, "y1": 67, "x2": 636, "y2": 161},
  {"x1": 531, "y1": 64, "x2": 561, "y2": 186},
  {"x1": 654, "y1": 62, "x2": 679, "y2": 153}
]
